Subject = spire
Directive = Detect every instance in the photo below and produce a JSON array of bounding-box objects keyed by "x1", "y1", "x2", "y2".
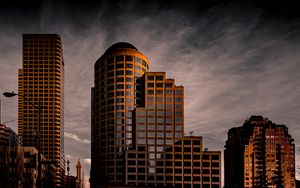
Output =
[{"x1": 76, "y1": 158, "x2": 82, "y2": 168}]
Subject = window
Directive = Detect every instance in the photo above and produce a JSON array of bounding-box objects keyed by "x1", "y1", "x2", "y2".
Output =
[
  {"x1": 166, "y1": 97, "x2": 172, "y2": 102},
  {"x1": 135, "y1": 65, "x2": 141, "y2": 70},
  {"x1": 147, "y1": 104, "x2": 154, "y2": 109},
  {"x1": 135, "y1": 57, "x2": 141, "y2": 63},
  {"x1": 156, "y1": 97, "x2": 163, "y2": 102},
  {"x1": 157, "y1": 118, "x2": 164, "y2": 123},
  {"x1": 148, "y1": 118, "x2": 155, "y2": 123},
  {"x1": 142, "y1": 60, "x2": 147, "y2": 67},
  {"x1": 147, "y1": 82, "x2": 154, "y2": 87},
  {"x1": 175, "y1": 97, "x2": 182, "y2": 102},
  {"x1": 147, "y1": 90, "x2": 154, "y2": 95},
  {"x1": 126, "y1": 77, "x2": 133, "y2": 82},
  {"x1": 116, "y1": 64, "x2": 124, "y2": 68},
  {"x1": 156, "y1": 76, "x2": 163, "y2": 80},
  {"x1": 165, "y1": 83, "x2": 173, "y2": 87},
  {"x1": 156, "y1": 90, "x2": 163, "y2": 95},
  {"x1": 138, "y1": 125, "x2": 146, "y2": 130},
  {"x1": 116, "y1": 55, "x2": 124, "y2": 62},
  {"x1": 126, "y1": 70, "x2": 133, "y2": 75},
  {"x1": 166, "y1": 110, "x2": 172, "y2": 116},
  {"x1": 175, "y1": 132, "x2": 182, "y2": 138},
  {"x1": 156, "y1": 104, "x2": 164, "y2": 109},
  {"x1": 147, "y1": 75, "x2": 154, "y2": 80},
  {"x1": 116, "y1": 98, "x2": 124, "y2": 103},
  {"x1": 156, "y1": 110, "x2": 164, "y2": 116},
  {"x1": 175, "y1": 125, "x2": 182, "y2": 131},
  {"x1": 137, "y1": 118, "x2": 145, "y2": 123},
  {"x1": 147, "y1": 132, "x2": 155, "y2": 137},
  {"x1": 175, "y1": 90, "x2": 183, "y2": 95},
  {"x1": 126, "y1": 98, "x2": 133, "y2": 103},
  {"x1": 117, "y1": 91, "x2": 124, "y2": 96},
  {"x1": 175, "y1": 111, "x2": 182, "y2": 116},
  {"x1": 166, "y1": 126, "x2": 172, "y2": 131},
  {"x1": 126, "y1": 91, "x2": 132, "y2": 96},
  {"x1": 148, "y1": 125, "x2": 155, "y2": 130},
  {"x1": 126, "y1": 84, "x2": 133, "y2": 89},
  {"x1": 126, "y1": 56, "x2": 133, "y2": 61},
  {"x1": 147, "y1": 97, "x2": 154, "y2": 102},
  {"x1": 175, "y1": 117, "x2": 182, "y2": 123},
  {"x1": 116, "y1": 70, "x2": 124, "y2": 75},
  {"x1": 116, "y1": 77, "x2": 124, "y2": 82}
]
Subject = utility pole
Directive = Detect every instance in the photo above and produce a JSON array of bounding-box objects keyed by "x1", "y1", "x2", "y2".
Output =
[{"x1": 67, "y1": 160, "x2": 70, "y2": 188}]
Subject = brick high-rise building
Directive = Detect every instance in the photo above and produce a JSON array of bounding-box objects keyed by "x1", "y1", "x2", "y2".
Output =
[
  {"x1": 224, "y1": 115, "x2": 296, "y2": 188},
  {"x1": 91, "y1": 42, "x2": 221, "y2": 188},
  {"x1": 19, "y1": 34, "x2": 65, "y2": 187}
]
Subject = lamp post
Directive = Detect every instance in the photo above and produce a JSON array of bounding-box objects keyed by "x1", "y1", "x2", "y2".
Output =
[{"x1": 3, "y1": 91, "x2": 42, "y2": 188}]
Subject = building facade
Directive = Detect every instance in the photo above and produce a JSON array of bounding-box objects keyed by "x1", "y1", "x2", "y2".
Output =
[
  {"x1": 19, "y1": 34, "x2": 65, "y2": 187},
  {"x1": 91, "y1": 42, "x2": 149, "y2": 186},
  {"x1": 23, "y1": 146, "x2": 56, "y2": 188},
  {"x1": 91, "y1": 42, "x2": 221, "y2": 188},
  {"x1": 0, "y1": 123, "x2": 23, "y2": 187},
  {"x1": 224, "y1": 115, "x2": 296, "y2": 188}
]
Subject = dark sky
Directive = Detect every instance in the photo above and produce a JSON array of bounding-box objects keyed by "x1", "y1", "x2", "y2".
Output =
[{"x1": 1, "y1": 0, "x2": 300, "y2": 186}]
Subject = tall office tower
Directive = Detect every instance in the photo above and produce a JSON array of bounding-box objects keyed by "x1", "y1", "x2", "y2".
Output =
[
  {"x1": 19, "y1": 34, "x2": 65, "y2": 187},
  {"x1": 91, "y1": 42, "x2": 149, "y2": 186},
  {"x1": 224, "y1": 115, "x2": 295, "y2": 188},
  {"x1": 125, "y1": 71, "x2": 184, "y2": 186},
  {"x1": 91, "y1": 42, "x2": 221, "y2": 188}
]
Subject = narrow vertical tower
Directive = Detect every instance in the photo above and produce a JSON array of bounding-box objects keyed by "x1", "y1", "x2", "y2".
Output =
[
  {"x1": 19, "y1": 34, "x2": 65, "y2": 187},
  {"x1": 76, "y1": 159, "x2": 82, "y2": 188}
]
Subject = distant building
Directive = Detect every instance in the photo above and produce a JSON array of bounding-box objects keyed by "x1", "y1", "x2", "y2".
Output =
[
  {"x1": 0, "y1": 123, "x2": 19, "y2": 146},
  {"x1": 224, "y1": 115, "x2": 296, "y2": 188},
  {"x1": 23, "y1": 146, "x2": 56, "y2": 188},
  {"x1": 0, "y1": 123, "x2": 23, "y2": 187},
  {"x1": 91, "y1": 42, "x2": 221, "y2": 188}
]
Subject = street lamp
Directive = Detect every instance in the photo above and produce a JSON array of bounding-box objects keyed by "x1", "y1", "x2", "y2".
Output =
[{"x1": 3, "y1": 91, "x2": 42, "y2": 188}]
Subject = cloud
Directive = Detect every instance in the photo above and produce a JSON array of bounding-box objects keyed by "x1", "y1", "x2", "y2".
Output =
[
  {"x1": 65, "y1": 132, "x2": 91, "y2": 144},
  {"x1": 1, "y1": 1, "x2": 300, "y2": 186}
]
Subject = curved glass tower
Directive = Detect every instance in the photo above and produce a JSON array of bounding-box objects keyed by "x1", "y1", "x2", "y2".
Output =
[
  {"x1": 91, "y1": 42, "x2": 149, "y2": 186},
  {"x1": 91, "y1": 42, "x2": 221, "y2": 188}
]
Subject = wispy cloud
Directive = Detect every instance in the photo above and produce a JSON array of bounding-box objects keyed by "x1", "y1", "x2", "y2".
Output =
[
  {"x1": 65, "y1": 132, "x2": 91, "y2": 144},
  {"x1": 1, "y1": 0, "x2": 300, "y2": 185}
]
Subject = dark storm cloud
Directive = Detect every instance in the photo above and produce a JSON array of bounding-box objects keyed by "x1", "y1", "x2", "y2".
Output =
[{"x1": 1, "y1": 0, "x2": 300, "y2": 185}]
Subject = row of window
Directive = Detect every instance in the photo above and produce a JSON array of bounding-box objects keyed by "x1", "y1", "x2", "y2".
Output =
[
  {"x1": 105, "y1": 56, "x2": 148, "y2": 68},
  {"x1": 147, "y1": 89, "x2": 183, "y2": 95},
  {"x1": 137, "y1": 110, "x2": 182, "y2": 117},
  {"x1": 137, "y1": 117, "x2": 182, "y2": 123},
  {"x1": 137, "y1": 125, "x2": 182, "y2": 131}
]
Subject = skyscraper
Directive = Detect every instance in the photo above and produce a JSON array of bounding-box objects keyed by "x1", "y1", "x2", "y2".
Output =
[
  {"x1": 224, "y1": 115, "x2": 295, "y2": 188},
  {"x1": 91, "y1": 42, "x2": 221, "y2": 188},
  {"x1": 19, "y1": 34, "x2": 65, "y2": 187},
  {"x1": 91, "y1": 42, "x2": 149, "y2": 186}
]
